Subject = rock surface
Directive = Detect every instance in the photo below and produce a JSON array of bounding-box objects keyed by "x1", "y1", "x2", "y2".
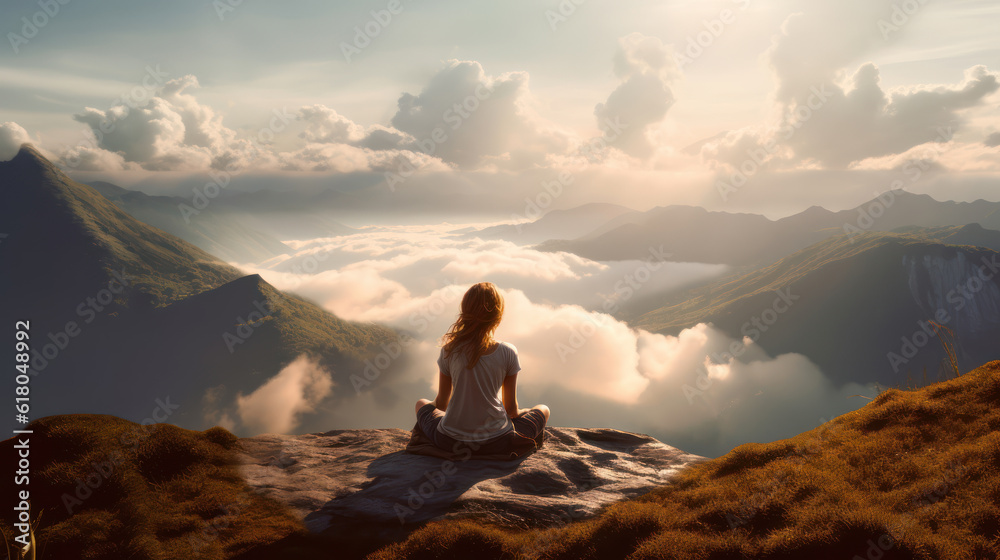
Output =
[{"x1": 238, "y1": 427, "x2": 704, "y2": 541}]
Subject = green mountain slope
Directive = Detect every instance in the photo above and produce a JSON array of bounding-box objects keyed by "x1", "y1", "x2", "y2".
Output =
[
  {"x1": 0, "y1": 145, "x2": 397, "y2": 431},
  {"x1": 631, "y1": 231, "x2": 1000, "y2": 385},
  {"x1": 89, "y1": 180, "x2": 294, "y2": 263},
  {"x1": 892, "y1": 223, "x2": 1000, "y2": 253}
]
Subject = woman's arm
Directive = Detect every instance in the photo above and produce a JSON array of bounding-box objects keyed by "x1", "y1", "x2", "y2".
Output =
[
  {"x1": 434, "y1": 371, "x2": 452, "y2": 411},
  {"x1": 502, "y1": 374, "x2": 530, "y2": 419}
]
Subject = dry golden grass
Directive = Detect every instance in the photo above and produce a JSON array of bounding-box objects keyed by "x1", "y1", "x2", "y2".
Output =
[
  {"x1": 369, "y1": 361, "x2": 1000, "y2": 560},
  {"x1": 3, "y1": 361, "x2": 998, "y2": 559},
  {"x1": 0, "y1": 415, "x2": 304, "y2": 560}
]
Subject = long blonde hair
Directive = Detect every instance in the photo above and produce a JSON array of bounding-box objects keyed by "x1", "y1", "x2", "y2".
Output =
[{"x1": 442, "y1": 282, "x2": 505, "y2": 369}]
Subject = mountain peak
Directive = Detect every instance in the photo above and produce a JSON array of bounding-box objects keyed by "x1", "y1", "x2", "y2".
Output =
[
  {"x1": 0, "y1": 144, "x2": 70, "y2": 206},
  {"x1": 892, "y1": 190, "x2": 937, "y2": 202},
  {"x1": 228, "y1": 273, "x2": 275, "y2": 297},
  {"x1": 0, "y1": 144, "x2": 73, "y2": 227},
  {"x1": 0, "y1": 144, "x2": 246, "y2": 309},
  {"x1": 801, "y1": 204, "x2": 833, "y2": 215},
  {"x1": 4, "y1": 143, "x2": 59, "y2": 174}
]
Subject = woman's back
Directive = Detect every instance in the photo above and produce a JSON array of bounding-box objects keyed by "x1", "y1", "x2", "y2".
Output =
[{"x1": 436, "y1": 341, "x2": 521, "y2": 441}]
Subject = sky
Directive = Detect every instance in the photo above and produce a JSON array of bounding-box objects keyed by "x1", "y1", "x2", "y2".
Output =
[{"x1": 1, "y1": 0, "x2": 999, "y2": 219}]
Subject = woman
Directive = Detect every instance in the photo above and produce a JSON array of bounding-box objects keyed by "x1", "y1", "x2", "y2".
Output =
[{"x1": 414, "y1": 282, "x2": 550, "y2": 456}]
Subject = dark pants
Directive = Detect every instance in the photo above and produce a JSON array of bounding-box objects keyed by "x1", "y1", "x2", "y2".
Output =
[{"x1": 416, "y1": 403, "x2": 546, "y2": 454}]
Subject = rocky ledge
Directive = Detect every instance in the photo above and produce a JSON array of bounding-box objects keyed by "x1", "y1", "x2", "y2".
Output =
[{"x1": 237, "y1": 427, "x2": 704, "y2": 543}]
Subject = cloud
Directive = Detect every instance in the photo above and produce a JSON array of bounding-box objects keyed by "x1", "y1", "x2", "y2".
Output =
[
  {"x1": 158, "y1": 75, "x2": 241, "y2": 155},
  {"x1": 765, "y1": 4, "x2": 891, "y2": 105},
  {"x1": 242, "y1": 231, "x2": 724, "y2": 317},
  {"x1": 229, "y1": 227, "x2": 873, "y2": 456},
  {"x1": 286, "y1": 105, "x2": 453, "y2": 173},
  {"x1": 784, "y1": 64, "x2": 998, "y2": 168},
  {"x1": 355, "y1": 125, "x2": 418, "y2": 151},
  {"x1": 636, "y1": 326, "x2": 715, "y2": 382},
  {"x1": 235, "y1": 355, "x2": 334, "y2": 434},
  {"x1": 298, "y1": 104, "x2": 368, "y2": 144},
  {"x1": 593, "y1": 33, "x2": 679, "y2": 159},
  {"x1": 0, "y1": 122, "x2": 31, "y2": 161},
  {"x1": 986, "y1": 132, "x2": 1000, "y2": 148},
  {"x1": 632, "y1": 350, "x2": 872, "y2": 454},
  {"x1": 71, "y1": 76, "x2": 222, "y2": 171},
  {"x1": 388, "y1": 59, "x2": 569, "y2": 168},
  {"x1": 61, "y1": 142, "x2": 134, "y2": 172},
  {"x1": 701, "y1": 2, "x2": 1000, "y2": 170},
  {"x1": 297, "y1": 105, "x2": 421, "y2": 153},
  {"x1": 63, "y1": 75, "x2": 450, "y2": 174},
  {"x1": 275, "y1": 143, "x2": 379, "y2": 173}
]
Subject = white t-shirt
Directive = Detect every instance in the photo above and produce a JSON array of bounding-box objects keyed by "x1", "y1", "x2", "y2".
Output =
[{"x1": 436, "y1": 341, "x2": 521, "y2": 442}]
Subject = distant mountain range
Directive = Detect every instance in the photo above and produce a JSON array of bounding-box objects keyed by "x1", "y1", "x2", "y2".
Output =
[
  {"x1": 8, "y1": 142, "x2": 1000, "y2": 428},
  {"x1": 463, "y1": 202, "x2": 636, "y2": 245},
  {"x1": 533, "y1": 192, "x2": 1000, "y2": 266},
  {"x1": 467, "y1": 198, "x2": 1000, "y2": 386},
  {"x1": 0, "y1": 145, "x2": 397, "y2": 432},
  {"x1": 632, "y1": 230, "x2": 1000, "y2": 385}
]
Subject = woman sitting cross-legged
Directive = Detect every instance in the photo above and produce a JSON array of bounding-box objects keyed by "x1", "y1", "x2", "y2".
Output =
[{"x1": 414, "y1": 282, "x2": 550, "y2": 457}]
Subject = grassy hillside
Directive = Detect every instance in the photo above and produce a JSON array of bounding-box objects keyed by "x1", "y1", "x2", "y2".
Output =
[
  {"x1": 3, "y1": 362, "x2": 997, "y2": 559},
  {"x1": 0, "y1": 415, "x2": 304, "y2": 560},
  {"x1": 369, "y1": 360, "x2": 1000, "y2": 559}
]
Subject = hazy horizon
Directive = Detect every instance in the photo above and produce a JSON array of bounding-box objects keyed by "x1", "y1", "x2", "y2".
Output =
[{"x1": 3, "y1": 0, "x2": 999, "y2": 222}]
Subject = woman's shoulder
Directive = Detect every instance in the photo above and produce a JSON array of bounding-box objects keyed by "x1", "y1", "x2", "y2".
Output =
[{"x1": 496, "y1": 340, "x2": 518, "y2": 355}]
